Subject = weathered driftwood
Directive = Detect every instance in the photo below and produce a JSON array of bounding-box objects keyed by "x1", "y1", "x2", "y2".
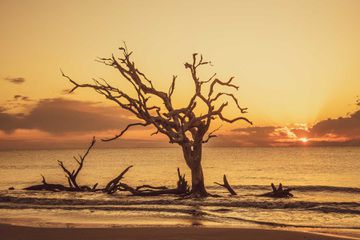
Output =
[
  {"x1": 24, "y1": 175, "x2": 71, "y2": 192},
  {"x1": 104, "y1": 165, "x2": 133, "y2": 194},
  {"x1": 25, "y1": 138, "x2": 98, "y2": 192},
  {"x1": 113, "y1": 168, "x2": 190, "y2": 196},
  {"x1": 214, "y1": 175, "x2": 237, "y2": 195},
  {"x1": 24, "y1": 137, "x2": 190, "y2": 197},
  {"x1": 57, "y1": 136, "x2": 97, "y2": 191},
  {"x1": 260, "y1": 183, "x2": 294, "y2": 198}
]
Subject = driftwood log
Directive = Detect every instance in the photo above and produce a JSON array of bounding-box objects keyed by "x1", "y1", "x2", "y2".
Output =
[
  {"x1": 261, "y1": 183, "x2": 294, "y2": 198},
  {"x1": 113, "y1": 168, "x2": 190, "y2": 196},
  {"x1": 214, "y1": 175, "x2": 237, "y2": 195},
  {"x1": 24, "y1": 175, "x2": 71, "y2": 191}
]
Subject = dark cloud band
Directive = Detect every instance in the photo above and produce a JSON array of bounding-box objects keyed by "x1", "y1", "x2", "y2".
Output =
[{"x1": 0, "y1": 98, "x2": 134, "y2": 134}]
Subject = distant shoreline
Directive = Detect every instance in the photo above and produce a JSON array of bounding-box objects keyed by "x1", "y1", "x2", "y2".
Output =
[
  {"x1": 1, "y1": 145, "x2": 360, "y2": 151},
  {"x1": 1, "y1": 224, "x2": 358, "y2": 240}
]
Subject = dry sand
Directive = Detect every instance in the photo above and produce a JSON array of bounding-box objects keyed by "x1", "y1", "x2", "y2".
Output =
[{"x1": 1, "y1": 224, "x2": 358, "y2": 240}]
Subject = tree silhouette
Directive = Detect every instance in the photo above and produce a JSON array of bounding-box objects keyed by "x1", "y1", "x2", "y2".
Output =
[{"x1": 62, "y1": 45, "x2": 252, "y2": 197}]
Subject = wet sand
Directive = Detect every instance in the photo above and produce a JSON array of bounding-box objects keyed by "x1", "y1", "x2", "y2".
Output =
[{"x1": 1, "y1": 224, "x2": 358, "y2": 240}]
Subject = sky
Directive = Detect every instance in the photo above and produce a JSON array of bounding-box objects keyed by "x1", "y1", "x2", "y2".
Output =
[{"x1": 0, "y1": 0, "x2": 359, "y2": 149}]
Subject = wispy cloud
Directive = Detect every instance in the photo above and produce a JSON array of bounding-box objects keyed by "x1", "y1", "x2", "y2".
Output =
[
  {"x1": 3, "y1": 77, "x2": 26, "y2": 84},
  {"x1": 13, "y1": 95, "x2": 31, "y2": 101}
]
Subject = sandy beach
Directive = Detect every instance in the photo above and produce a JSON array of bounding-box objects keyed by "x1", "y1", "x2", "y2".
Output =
[{"x1": 1, "y1": 224, "x2": 358, "y2": 240}]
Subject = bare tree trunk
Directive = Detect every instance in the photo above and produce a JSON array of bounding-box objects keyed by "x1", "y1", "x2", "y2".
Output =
[
  {"x1": 190, "y1": 162, "x2": 207, "y2": 197},
  {"x1": 182, "y1": 143, "x2": 208, "y2": 197}
]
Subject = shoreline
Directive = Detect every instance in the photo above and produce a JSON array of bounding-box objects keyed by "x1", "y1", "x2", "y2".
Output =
[{"x1": 1, "y1": 224, "x2": 359, "y2": 240}]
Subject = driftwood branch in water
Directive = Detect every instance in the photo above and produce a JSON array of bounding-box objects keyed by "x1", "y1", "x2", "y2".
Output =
[
  {"x1": 111, "y1": 168, "x2": 190, "y2": 196},
  {"x1": 24, "y1": 137, "x2": 190, "y2": 196},
  {"x1": 57, "y1": 136, "x2": 96, "y2": 190},
  {"x1": 25, "y1": 137, "x2": 98, "y2": 192},
  {"x1": 104, "y1": 165, "x2": 133, "y2": 194},
  {"x1": 24, "y1": 175, "x2": 71, "y2": 191},
  {"x1": 260, "y1": 183, "x2": 294, "y2": 198},
  {"x1": 136, "y1": 185, "x2": 168, "y2": 191},
  {"x1": 214, "y1": 175, "x2": 237, "y2": 195}
]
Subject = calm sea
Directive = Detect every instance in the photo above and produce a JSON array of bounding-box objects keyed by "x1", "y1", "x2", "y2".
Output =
[{"x1": 0, "y1": 147, "x2": 359, "y2": 230}]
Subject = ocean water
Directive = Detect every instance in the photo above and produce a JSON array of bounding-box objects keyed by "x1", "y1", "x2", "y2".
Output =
[{"x1": 0, "y1": 147, "x2": 359, "y2": 231}]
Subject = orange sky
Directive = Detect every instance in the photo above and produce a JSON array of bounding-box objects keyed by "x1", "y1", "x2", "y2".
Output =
[{"x1": 0, "y1": 0, "x2": 360, "y2": 149}]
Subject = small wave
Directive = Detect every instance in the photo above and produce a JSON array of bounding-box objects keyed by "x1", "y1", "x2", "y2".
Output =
[
  {"x1": 1, "y1": 202, "x2": 359, "y2": 230},
  {"x1": 219, "y1": 185, "x2": 360, "y2": 194},
  {"x1": 293, "y1": 185, "x2": 360, "y2": 193},
  {"x1": 0, "y1": 195, "x2": 359, "y2": 215},
  {"x1": 224, "y1": 216, "x2": 360, "y2": 230},
  {"x1": 1, "y1": 203, "x2": 358, "y2": 230}
]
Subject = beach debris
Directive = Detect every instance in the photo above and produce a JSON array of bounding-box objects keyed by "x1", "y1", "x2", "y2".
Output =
[
  {"x1": 25, "y1": 137, "x2": 99, "y2": 192},
  {"x1": 109, "y1": 168, "x2": 190, "y2": 196},
  {"x1": 24, "y1": 137, "x2": 190, "y2": 196},
  {"x1": 24, "y1": 175, "x2": 71, "y2": 192},
  {"x1": 103, "y1": 165, "x2": 134, "y2": 194},
  {"x1": 214, "y1": 175, "x2": 237, "y2": 195},
  {"x1": 260, "y1": 183, "x2": 294, "y2": 198},
  {"x1": 57, "y1": 137, "x2": 96, "y2": 191}
]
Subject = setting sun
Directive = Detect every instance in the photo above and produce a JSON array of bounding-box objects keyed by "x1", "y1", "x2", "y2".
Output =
[{"x1": 300, "y1": 138, "x2": 309, "y2": 143}]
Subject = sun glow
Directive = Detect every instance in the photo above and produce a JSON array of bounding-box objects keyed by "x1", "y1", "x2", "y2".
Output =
[{"x1": 299, "y1": 138, "x2": 309, "y2": 143}]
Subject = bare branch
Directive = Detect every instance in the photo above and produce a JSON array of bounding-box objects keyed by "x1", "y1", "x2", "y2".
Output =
[
  {"x1": 208, "y1": 77, "x2": 238, "y2": 98},
  {"x1": 218, "y1": 112, "x2": 253, "y2": 125},
  {"x1": 168, "y1": 75, "x2": 177, "y2": 99},
  {"x1": 102, "y1": 122, "x2": 149, "y2": 142},
  {"x1": 104, "y1": 165, "x2": 133, "y2": 194},
  {"x1": 202, "y1": 125, "x2": 222, "y2": 143},
  {"x1": 57, "y1": 137, "x2": 96, "y2": 189}
]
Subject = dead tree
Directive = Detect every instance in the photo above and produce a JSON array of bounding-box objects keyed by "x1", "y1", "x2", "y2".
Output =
[
  {"x1": 57, "y1": 136, "x2": 97, "y2": 191},
  {"x1": 214, "y1": 175, "x2": 237, "y2": 195},
  {"x1": 62, "y1": 44, "x2": 252, "y2": 197}
]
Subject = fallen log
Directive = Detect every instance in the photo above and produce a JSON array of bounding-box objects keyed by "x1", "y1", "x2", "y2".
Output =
[
  {"x1": 24, "y1": 175, "x2": 71, "y2": 192},
  {"x1": 113, "y1": 168, "x2": 190, "y2": 196},
  {"x1": 214, "y1": 175, "x2": 237, "y2": 195}
]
